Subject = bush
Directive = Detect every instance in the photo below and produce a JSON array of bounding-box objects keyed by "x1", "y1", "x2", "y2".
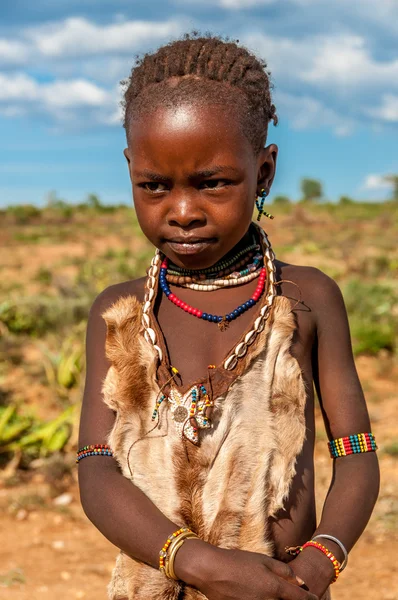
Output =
[
  {"x1": 6, "y1": 204, "x2": 41, "y2": 224},
  {"x1": 273, "y1": 195, "x2": 291, "y2": 205},
  {"x1": 342, "y1": 279, "x2": 397, "y2": 355},
  {"x1": 0, "y1": 296, "x2": 91, "y2": 336}
]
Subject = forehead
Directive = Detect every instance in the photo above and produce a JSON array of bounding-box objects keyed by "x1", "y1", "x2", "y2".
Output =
[{"x1": 127, "y1": 104, "x2": 255, "y2": 173}]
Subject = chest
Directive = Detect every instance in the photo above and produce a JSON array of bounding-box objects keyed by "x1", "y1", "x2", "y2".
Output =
[{"x1": 156, "y1": 276, "x2": 316, "y2": 388}]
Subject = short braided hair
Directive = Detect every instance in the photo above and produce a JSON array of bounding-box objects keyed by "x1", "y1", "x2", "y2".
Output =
[{"x1": 121, "y1": 32, "x2": 278, "y2": 154}]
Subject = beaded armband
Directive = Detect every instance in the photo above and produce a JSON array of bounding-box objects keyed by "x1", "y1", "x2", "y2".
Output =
[
  {"x1": 76, "y1": 444, "x2": 113, "y2": 463},
  {"x1": 328, "y1": 433, "x2": 377, "y2": 458}
]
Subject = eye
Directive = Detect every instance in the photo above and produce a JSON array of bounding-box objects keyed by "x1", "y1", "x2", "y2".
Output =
[
  {"x1": 200, "y1": 179, "x2": 230, "y2": 190},
  {"x1": 139, "y1": 182, "x2": 168, "y2": 193}
]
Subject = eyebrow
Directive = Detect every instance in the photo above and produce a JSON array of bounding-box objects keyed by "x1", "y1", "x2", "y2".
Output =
[{"x1": 133, "y1": 165, "x2": 241, "y2": 181}]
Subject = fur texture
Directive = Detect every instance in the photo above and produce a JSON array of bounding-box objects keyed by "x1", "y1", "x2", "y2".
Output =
[{"x1": 101, "y1": 294, "x2": 308, "y2": 600}]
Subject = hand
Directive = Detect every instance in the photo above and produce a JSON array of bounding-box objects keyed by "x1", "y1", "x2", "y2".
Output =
[
  {"x1": 175, "y1": 539, "x2": 319, "y2": 600},
  {"x1": 288, "y1": 548, "x2": 336, "y2": 599}
]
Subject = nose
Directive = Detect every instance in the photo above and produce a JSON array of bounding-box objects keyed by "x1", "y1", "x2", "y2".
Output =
[{"x1": 166, "y1": 193, "x2": 206, "y2": 229}]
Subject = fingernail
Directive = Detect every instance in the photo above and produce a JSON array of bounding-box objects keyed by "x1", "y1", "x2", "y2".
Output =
[{"x1": 296, "y1": 576, "x2": 305, "y2": 586}]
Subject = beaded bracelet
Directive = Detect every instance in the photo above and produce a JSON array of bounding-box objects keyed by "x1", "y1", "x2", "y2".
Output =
[
  {"x1": 328, "y1": 432, "x2": 377, "y2": 458},
  {"x1": 76, "y1": 444, "x2": 113, "y2": 463},
  {"x1": 285, "y1": 540, "x2": 341, "y2": 583},
  {"x1": 302, "y1": 541, "x2": 341, "y2": 582},
  {"x1": 159, "y1": 527, "x2": 193, "y2": 574},
  {"x1": 312, "y1": 534, "x2": 348, "y2": 571},
  {"x1": 166, "y1": 532, "x2": 199, "y2": 580}
]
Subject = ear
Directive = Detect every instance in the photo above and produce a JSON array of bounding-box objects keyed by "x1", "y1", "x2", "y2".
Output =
[
  {"x1": 256, "y1": 144, "x2": 278, "y2": 195},
  {"x1": 123, "y1": 148, "x2": 133, "y2": 183}
]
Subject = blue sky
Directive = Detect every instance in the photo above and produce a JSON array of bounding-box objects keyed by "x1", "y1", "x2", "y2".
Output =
[{"x1": 1, "y1": 0, "x2": 397, "y2": 207}]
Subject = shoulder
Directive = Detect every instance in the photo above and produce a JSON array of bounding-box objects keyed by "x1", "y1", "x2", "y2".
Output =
[
  {"x1": 88, "y1": 277, "x2": 147, "y2": 320},
  {"x1": 275, "y1": 259, "x2": 346, "y2": 324}
]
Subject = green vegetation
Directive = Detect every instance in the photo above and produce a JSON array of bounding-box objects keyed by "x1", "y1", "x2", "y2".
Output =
[{"x1": 300, "y1": 177, "x2": 323, "y2": 202}]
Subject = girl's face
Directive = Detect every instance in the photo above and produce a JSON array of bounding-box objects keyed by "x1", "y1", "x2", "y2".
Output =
[{"x1": 124, "y1": 103, "x2": 278, "y2": 269}]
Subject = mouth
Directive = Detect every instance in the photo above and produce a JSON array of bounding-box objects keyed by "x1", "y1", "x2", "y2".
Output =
[{"x1": 164, "y1": 237, "x2": 217, "y2": 255}]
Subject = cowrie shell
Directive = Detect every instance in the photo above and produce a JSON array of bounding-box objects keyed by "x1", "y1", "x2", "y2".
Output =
[
  {"x1": 224, "y1": 355, "x2": 238, "y2": 370},
  {"x1": 256, "y1": 319, "x2": 265, "y2": 333},
  {"x1": 154, "y1": 345, "x2": 163, "y2": 361},
  {"x1": 143, "y1": 301, "x2": 151, "y2": 314},
  {"x1": 147, "y1": 288, "x2": 155, "y2": 302},
  {"x1": 142, "y1": 313, "x2": 150, "y2": 328},
  {"x1": 254, "y1": 317, "x2": 263, "y2": 331},
  {"x1": 144, "y1": 328, "x2": 156, "y2": 345},
  {"x1": 236, "y1": 343, "x2": 247, "y2": 358},
  {"x1": 244, "y1": 330, "x2": 256, "y2": 345}
]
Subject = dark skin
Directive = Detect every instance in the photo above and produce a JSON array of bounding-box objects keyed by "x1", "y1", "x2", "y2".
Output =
[{"x1": 78, "y1": 103, "x2": 380, "y2": 600}]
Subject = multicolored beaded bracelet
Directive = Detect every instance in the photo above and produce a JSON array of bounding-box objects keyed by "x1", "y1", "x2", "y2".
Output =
[
  {"x1": 159, "y1": 527, "x2": 193, "y2": 573},
  {"x1": 76, "y1": 444, "x2": 113, "y2": 463},
  {"x1": 328, "y1": 432, "x2": 377, "y2": 458}
]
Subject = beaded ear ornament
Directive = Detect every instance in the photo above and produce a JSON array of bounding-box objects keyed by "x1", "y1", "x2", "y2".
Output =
[{"x1": 256, "y1": 188, "x2": 274, "y2": 221}]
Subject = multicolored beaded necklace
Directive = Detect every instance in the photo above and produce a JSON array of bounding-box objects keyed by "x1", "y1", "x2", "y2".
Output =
[
  {"x1": 159, "y1": 233, "x2": 267, "y2": 331},
  {"x1": 142, "y1": 224, "x2": 278, "y2": 445}
]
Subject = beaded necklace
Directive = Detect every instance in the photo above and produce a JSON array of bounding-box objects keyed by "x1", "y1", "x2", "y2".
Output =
[
  {"x1": 141, "y1": 225, "x2": 277, "y2": 445},
  {"x1": 160, "y1": 257, "x2": 266, "y2": 331},
  {"x1": 169, "y1": 237, "x2": 259, "y2": 276},
  {"x1": 141, "y1": 224, "x2": 277, "y2": 371},
  {"x1": 166, "y1": 252, "x2": 263, "y2": 289}
]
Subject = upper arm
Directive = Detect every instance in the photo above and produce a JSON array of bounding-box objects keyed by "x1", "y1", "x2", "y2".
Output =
[
  {"x1": 310, "y1": 269, "x2": 371, "y2": 438},
  {"x1": 78, "y1": 286, "x2": 120, "y2": 448}
]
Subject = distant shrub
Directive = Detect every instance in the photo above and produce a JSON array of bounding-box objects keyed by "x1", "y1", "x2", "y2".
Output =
[
  {"x1": 343, "y1": 279, "x2": 397, "y2": 355},
  {"x1": 0, "y1": 296, "x2": 91, "y2": 336},
  {"x1": 6, "y1": 204, "x2": 41, "y2": 224},
  {"x1": 300, "y1": 178, "x2": 323, "y2": 202},
  {"x1": 273, "y1": 195, "x2": 291, "y2": 205},
  {"x1": 339, "y1": 195, "x2": 355, "y2": 205},
  {"x1": 34, "y1": 267, "x2": 53, "y2": 284},
  {"x1": 383, "y1": 441, "x2": 398, "y2": 457}
]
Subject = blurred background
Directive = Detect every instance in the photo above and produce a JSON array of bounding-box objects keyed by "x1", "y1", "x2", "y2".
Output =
[{"x1": 0, "y1": 1, "x2": 397, "y2": 599}]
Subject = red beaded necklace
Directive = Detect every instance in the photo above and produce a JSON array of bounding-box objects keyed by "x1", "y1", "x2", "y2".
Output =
[{"x1": 159, "y1": 256, "x2": 267, "y2": 331}]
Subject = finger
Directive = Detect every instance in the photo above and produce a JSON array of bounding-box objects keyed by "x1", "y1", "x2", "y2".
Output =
[
  {"x1": 273, "y1": 579, "x2": 319, "y2": 600},
  {"x1": 263, "y1": 557, "x2": 303, "y2": 586}
]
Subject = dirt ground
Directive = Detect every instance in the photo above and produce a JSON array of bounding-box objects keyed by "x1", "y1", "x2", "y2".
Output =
[{"x1": 1, "y1": 354, "x2": 397, "y2": 600}]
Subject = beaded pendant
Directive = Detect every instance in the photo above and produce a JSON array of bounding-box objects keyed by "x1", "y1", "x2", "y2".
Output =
[{"x1": 163, "y1": 385, "x2": 213, "y2": 445}]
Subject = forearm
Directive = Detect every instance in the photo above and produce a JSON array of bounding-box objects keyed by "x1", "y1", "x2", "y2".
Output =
[
  {"x1": 78, "y1": 458, "x2": 182, "y2": 569},
  {"x1": 290, "y1": 453, "x2": 380, "y2": 597}
]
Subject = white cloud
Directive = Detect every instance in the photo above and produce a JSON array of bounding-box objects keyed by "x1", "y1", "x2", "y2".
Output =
[
  {"x1": 25, "y1": 17, "x2": 185, "y2": 58},
  {"x1": 302, "y1": 35, "x2": 398, "y2": 91},
  {"x1": 368, "y1": 94, "x2": 398, "y2": 122},
  {"x1": 0, "y1": 17, "x2": 186, "y2": 66},
  {"x1": 245, "y1": 32, "x2": 398, "y2": 94},
  {"x1": 275, "y1": 91, "x2": 354, "y2": 136},
  {"x1": 0, "y1": 40, "x2": 30, "y2": 65},
  {"x1": 219, "y1": 0, "x2": 274, "y2": 7},
  {"x1": 362, "y1": 174, "x2": 393, "y2": 190},
  {"x1": 0, "y1": 72, "x2": 115, "y2": 128},
  {"x1": 0, "y1": 73, "x2": 111, "y2": 107}
]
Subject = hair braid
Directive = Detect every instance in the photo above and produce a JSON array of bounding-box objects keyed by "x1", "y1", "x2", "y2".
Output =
[{"x1": 121, "y1": 32, "x2": 277, "y2": 154}]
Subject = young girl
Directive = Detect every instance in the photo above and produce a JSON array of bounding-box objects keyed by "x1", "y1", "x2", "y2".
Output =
[{"x1": 78, "y1": 34, "x2": 380, "y2": 600}]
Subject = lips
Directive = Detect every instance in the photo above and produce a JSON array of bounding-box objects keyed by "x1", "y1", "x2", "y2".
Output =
[{"x1": 164, "y1": 237, "x2": 217, "y2": 256}]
